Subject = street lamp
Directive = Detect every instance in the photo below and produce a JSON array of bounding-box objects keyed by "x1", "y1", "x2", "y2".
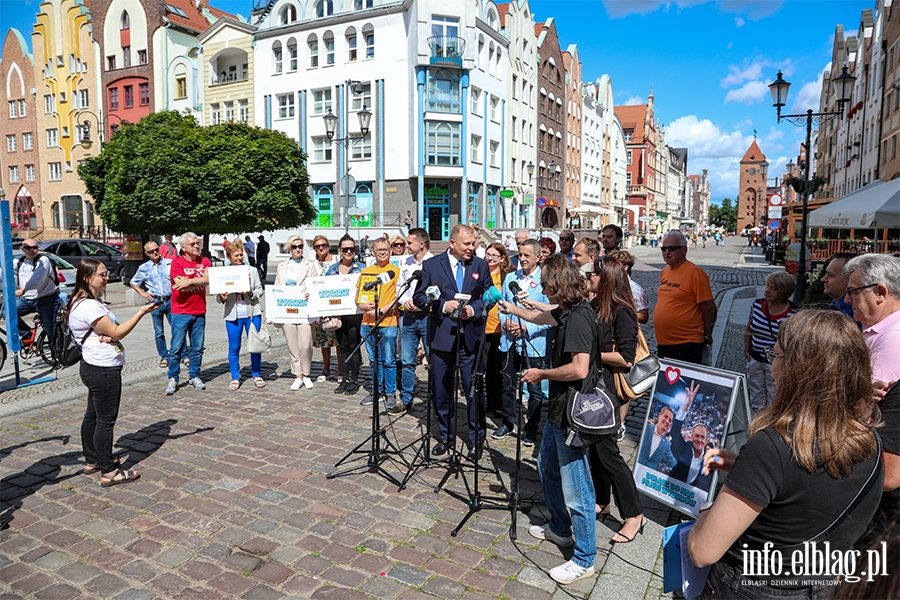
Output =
[
  {"x1": 324, "y1": 80, "x2": 372, "y2": 233},
  {"x1": 77, "y1": 110, "x2": 124, "y2": 150},
  {"x1": 526, "y1": 160, "x2": 557, "y2": 238},
  {"x1": 613, "y1": 183, "x2": 626, "y2": 232},
  {"x1": 769, "y1": 66, "x2": 855, "y2": 304}
]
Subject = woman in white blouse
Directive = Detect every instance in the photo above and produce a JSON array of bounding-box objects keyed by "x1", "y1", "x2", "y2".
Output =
[
  {"x1": 219, "y1": 240, "x2": 265, "y2": 390},
  {"x1": 274, "y1": 235, "x2": 317, "y2": 390}
]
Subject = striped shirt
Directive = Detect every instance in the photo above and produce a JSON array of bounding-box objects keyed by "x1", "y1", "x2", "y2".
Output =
[{"x1": 747, "y1": 299, "x2": 796, "y2": 362}]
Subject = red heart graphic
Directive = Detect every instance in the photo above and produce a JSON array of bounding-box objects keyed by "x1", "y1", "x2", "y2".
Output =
[
  {"x1": 665, "y1": 367, "x2": 681, "y2": 385},
  {"x1": 472, "y1": 272, "x2": 480, "y2": 280}
]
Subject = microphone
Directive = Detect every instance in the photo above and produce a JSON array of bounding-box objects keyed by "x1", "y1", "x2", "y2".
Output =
[
  {"x1": 450, "y1": 291, "x2": 472, "y2": 320},
  {"x1": 508, "y1": 280, "x2": 523, "y2": 303},
  {"x1": 425, "y1": 284, "x2": 441, "y2": 302},
  {"x1": 481, "y1": 286, "x2": 503, "y2": 318},
  {"x1": 363, "y1": 270, "x2": 396, "y2": 291}
]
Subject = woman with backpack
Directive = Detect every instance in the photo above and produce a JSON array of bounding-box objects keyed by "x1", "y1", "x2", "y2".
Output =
[{"x1": 67, "y1": 258, "x2": 160, "y2": 487}]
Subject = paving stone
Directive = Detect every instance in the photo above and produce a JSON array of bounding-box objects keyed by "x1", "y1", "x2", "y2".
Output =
[
  {"x1": 387, "y1": 563, "x2": 430, "y2": 587},
  {"x1": 55, "y1": 561, "x2": 103, "y2": 584},
  {"x1": 178, "y1": 559, "x2": 222, "y2": 582},
  {"x1": 148, "y1": 572, "x2": 191, "y2": 597},
  {"x1": 33, "y1": 583, "x2": 80, "y2": 599},
  {"x1": 207, "y1": 571, "x2": 256, "y2": 595},
  {"x1": 32, "y1": 550, "x2": 75, "y2": 571},
  {"x1": 111, "y1": 589, "x2": 155, "y2": 600},
  {"x1": 515, "y1": 565, "x2": 558, "y2": 593},
  {"x1": 281, "y1": 573, "x2": 319, "y2": 596},
  {"x1": 239, "y1": 536, "x2": 279, "y2": 557},
  {"x1": 294, "y1": 554, "x2": 331, "y2": 575},
  {"x1": 503, "y1": 579, "x2": 552, "y2": 599},
  {"x1": 119, "y1": 560, "x2": 158, "y2": 583},
  {"x1": 251, "y1": 562, "x2": 293, "y2": 585},
  {"x1": 85, "y1": 572, "x2": 130, "y2": 597},
  {"x1": 310, "y1": 587, "x2": 366, "y2": 600},
  {"x1": 222, "y1": 552, "x2": 264, "y2": 574},
  {"x1": 154, "y1": 548, "x2": 193, "y2": 568},
  {"x1": 127, "y1": 538, "x2": 163, "y2": 559},
  {"x1": 241, "y1": 583, "x2": 286, "y2": 600},
  {"x1": 422, "y1": 575, "x2": 467, "y2": 598}
]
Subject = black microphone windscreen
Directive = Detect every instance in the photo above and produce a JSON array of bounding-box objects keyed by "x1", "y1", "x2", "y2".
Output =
[
  {"x1": 508, "y1": 280, "x2": 522, "y2": 295},
  {"x1": 410, "y1": 270, "x2": 423, "y2": 281}
]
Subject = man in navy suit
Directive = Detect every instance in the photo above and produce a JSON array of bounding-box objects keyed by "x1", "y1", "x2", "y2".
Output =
[
  {"x1": 638, "y1": 405, "x2": 674, "y2": 467},
  {"x1": 414, "y1": 224, "x2": 493, "y2": 457}
]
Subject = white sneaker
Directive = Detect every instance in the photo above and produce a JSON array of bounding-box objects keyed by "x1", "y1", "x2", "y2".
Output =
[
  {"x1": 302, "y1": 376, "x2": 314, "y2": 389},
  {"x1": 290, "y1": 379, "x2": 303, "y2": 391},
  {"x1": 528, "y1": 524, "x2": 574, "y2": 548},
  {"x1": 189, "y1": 377, "x2": 205, "y2": 390},
  {"x1": 165, "y1": 378, "x2": 177, "y2": 395},
  {"x1": 549, "y1": 560, "x2": 595, "y2": 585}
]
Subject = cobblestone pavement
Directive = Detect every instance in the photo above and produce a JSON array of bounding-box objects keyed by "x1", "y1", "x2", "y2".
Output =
[{"x1": 1, "y1": 241, "x2": 776, "y2": 599}]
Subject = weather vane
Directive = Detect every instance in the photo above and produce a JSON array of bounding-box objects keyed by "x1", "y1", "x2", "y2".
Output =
[{"x1": 753, "y1": 129, "x2": 758, "y2": 140}]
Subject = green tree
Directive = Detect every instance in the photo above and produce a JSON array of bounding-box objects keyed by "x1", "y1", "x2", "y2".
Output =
[
  {"x1": 709, "y1": 198, "x2": 737, "y2": 232},
  {"x1": 79, "y1": 111, "x2": 313, "y2": 236}
]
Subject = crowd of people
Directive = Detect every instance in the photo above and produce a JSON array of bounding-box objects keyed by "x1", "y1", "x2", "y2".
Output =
[{"x1": 10, "y1": 220, "x2": 893, "y2": 595}]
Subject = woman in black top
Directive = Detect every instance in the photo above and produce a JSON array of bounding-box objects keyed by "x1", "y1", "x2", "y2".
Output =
[{"x1": 689, "y1": 310, "x2": 882, "y2": 598}]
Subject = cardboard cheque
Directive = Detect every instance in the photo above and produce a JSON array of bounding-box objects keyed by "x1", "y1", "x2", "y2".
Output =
[
  {"x1": 207, "y1": 265, "x2": 251, "y2": 295},
  {"x1": 265, "y1": 285, "x2": 309, "y2": 323},
  {"x1": 306, "y1": 274, "x2": 363, "y2": 317}
]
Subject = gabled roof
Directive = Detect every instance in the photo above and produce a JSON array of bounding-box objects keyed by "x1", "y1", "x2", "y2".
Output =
[
  {"x1": 164, "y1": 0, "x2": 235, "y2": 34},
  {"x1": 614, "y1": 105, "x2": 648, "y2": 143},
  {"x1": 4, "y1": 28, "x2": 34, "y2": 65},
  {"x1": 671, "y1": 147, "x2": 688, "y2": 171},
  {"x1": 740, "y1": 140, "x2": 766, "y2": 163},
  {"x1": 497, "y1": 2, "x2": 510, "y2": 27}
]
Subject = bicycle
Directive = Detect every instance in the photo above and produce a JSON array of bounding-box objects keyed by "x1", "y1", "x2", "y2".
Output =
[{"x1": 18, "y1": 312, "x2": 54, "y2": 367}]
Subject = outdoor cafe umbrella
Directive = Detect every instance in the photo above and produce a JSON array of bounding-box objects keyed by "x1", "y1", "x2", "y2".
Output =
[{"x1": 808, "y1": 179, "x2": 900, "y2": 230}]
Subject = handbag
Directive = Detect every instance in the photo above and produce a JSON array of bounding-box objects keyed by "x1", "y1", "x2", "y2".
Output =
[
  {"x1": 247, "y1": 295, "x2": 272, "y2": 354},
  {"x1": 614, "y1": 328, "x2": 660, "y2": 400}
]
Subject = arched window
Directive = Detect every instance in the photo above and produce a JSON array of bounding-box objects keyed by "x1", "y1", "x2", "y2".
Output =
[
  {"x1": 346, "y1": 27, "x2": 357, "y2": 62},
  {"x1": 14, "y1": 189, "x2": 36, "y2": 229},
  {"x1": 486, "y1": 8, "x2": 498, "y2": 30},
  {"x1": 280, "y1": 4, "x2": 297, "y2": 24},
  {"x1": 323, "y1": 31, "x2": 335, "y2": 65},
  {"x1": 362, "y1": 24, "x2": 374, "y2": 59},
  {"x1": 121, "y1": 11, "x2": 130, "y2": 30},
  {"x1": 316, "y1": 0, "x2": 334, "y2": 17},
  {"x1": 272, "y1": 41, "x2": 283, "y2": 74},
  {"x1": 354, "y1": 0, "x2": 373, "y2": 8},
  {"x1": 308, "y1": 34, "x2": 319, "y2": 68},
  {"x1": 287, "y1": 37, "x2": 298, "y2": 71}
]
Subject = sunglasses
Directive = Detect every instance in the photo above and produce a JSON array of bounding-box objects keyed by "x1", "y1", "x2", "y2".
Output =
[
  {"x1": 22, "y1": 245, "x2": 39, "y2": 250},
  {"x1": 314, "y1": 243, "x2": 329, "y2": 249},
  {"x1": 392, "y1": 242, "x2": 406, "y2": 248},
  {"x1": 660, "y1": 246, "x2": 685, "y2": 252},
  {"x1": 145, "y1": 248, "x2": 160, "y2": 254},
  {"x1": 341, "y1": 247, "x2": 356, "y2": 253},
  {"x1": 559, "y1": 236, "x2": 574, "y2": 242},
  {"x1": 290, "y1": 244, "x2": 304, "y2": 250}
]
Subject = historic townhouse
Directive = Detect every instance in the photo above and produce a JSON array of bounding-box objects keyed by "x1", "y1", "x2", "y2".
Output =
[
  {"x1": 2, "y1": 30, "x2": 43, "y2": 233},
  {"x1": 562, "y1": 44, "x2": 581, "y2": 229},
  {"x1": 198, "y1": 17, "x2": 256, "y2": 128},
  {"x1": 880, "y1": 0, "x2": 900, "y2": 181},
  {"x1": 736, "y1": 140, "x2": 768, "y2": 232},
  {"x1": 535, "y1": 18, "x2": 564, "y2": 229},
  {"x1": 615, "y1": 92, "x2": 658, "y2": 234}
]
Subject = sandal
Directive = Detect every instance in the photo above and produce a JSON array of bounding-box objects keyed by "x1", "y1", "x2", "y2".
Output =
[
  {"x1": 230, "y1": 380, "x2": 240, "y2": 390},
  {"x1": 159, "y1": 358, "x2": 168, "y2": 368},
  {"x1": 316, "y1": 373, "x2": 328, "y2": 382},
  {"x1": 84, "y1": 457, "x2": 121, "y2": 475},
  {"x1": 253, "y1": 377, "x2": 266, "y2": 388},
  {"x1": 182, "y1": 358, "x2": 190, "y2": 366},
  {"x1": 100, "y1": 468, "x2": 140, "y2": 487},
  {"x1": 610, "y1": 516, "x2": 647, "y2": 545}
]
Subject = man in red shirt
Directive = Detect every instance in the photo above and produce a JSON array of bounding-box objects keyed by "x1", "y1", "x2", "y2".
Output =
[{"x1": 166, "y1": 232, "x2": 211, "y2": 395}]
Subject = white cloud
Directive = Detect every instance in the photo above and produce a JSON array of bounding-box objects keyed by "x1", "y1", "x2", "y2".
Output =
[
  {"x1": 721, "y1": 62, "x2": 764, "y2": 87},
  {"x1": 790, "y1": 68, "x2": 825, "y2": 113},
  {"x1": 623, "y1": 95, "x2": 645, "y2": 105},
  {"x1": 666, "y1": 115, "x2": 751, "y2": 159},
  {"x1": 735, "y1": 17, "x2": 745, "y2": 27},
  {"x1": 724, "y1": 80, "x2": 768, "y2": 104}
]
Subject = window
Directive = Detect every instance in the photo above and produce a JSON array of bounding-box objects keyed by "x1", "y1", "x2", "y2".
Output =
[
  {"x1": 9, "y1": 166, "x2": 19, "y2": 183},
  {"x1": 49, "y1": 162, "x2": 62, "y2": 181},
  {"x1": 124, "y1": 85, "x2": 134, "y2": 108},
  {"x1": 17, "y1": 99, "x2": 25, "y2": 116},
  {"x1": 512, "y1": 75, "x2": 518, "y2": 100},
  {"x1": 470, "y1": 134, "x2": 481, "y2": 162},
  {"x1": 470, "y1": 87, "x2": 481, "y2": 115},
  {"x1": 23, "y1": 132, "x2": 33, "y2": 150},
  {"x1": 308, "y1": 35, "x2": 319, "y2": 68},
  {"x1": 8, "y1": 101, "x2": 16, "y2": 118},
  {"x1": 139, "y1": 83, "x2": 149, "y2": 106},
  {"x1": 280, "y1": 4, "x2": 297, "y2": 24},
  {"x1": 7, "y1": 135, "x2": 16, "y2": 152},
  {"x1": 123, "y1": 46, "x2": 131, "y2": 68},
  {"x1": 47, "y1": 129, "x2": 59, "y2": 148},
  {"x1": 239, "y1": 100, "x2": 248, "y2": 123},
  {"x1": 511, "y1": 116, "x2": 517, "y2": 141},
  {"x1": 273, "y1": 44, "x2": 283, "y2": 74},
  {"x1": 624, "y1": 129, "x2": 633, "y2": 142},
  {"x1": 351, "y1": 83, "x2": 371, "y2": 110},
  {"x1": 316, "y1": 0, "x2": 333, "y2": 17},
  {"x1": 427, "y1": 69, "x2": 461, "y2": 113},
  {"x1": 313, "y1": 137, "x2": 333, "y2": 162},
  {"x1": 426, "y1": 122, "x2": 461, "y2": 166},
  {"x1": 490, "y1": 96, "x2": 499, "y2": 122},
  {"x1": 211, "y1": 103, "x2": 221, "y2": 125},
  {"x1": 354, "y1": 0, "x2": 373, "y2": 7},
  {"x1": 288, "y1": 42, "x2": 298, "y2": 71},
  {"x1": 107, "y1": 55, "x2": 116, "y2": 70},
  {"x1": 489, "y1": 141, "x2": 499, "y2": 167},
  {"x1": 176, "y1": 77, "x2": 187, "y2": 99},
  {"x1": 224, "y1": 101, "x2": 235, "y2": 122},
  {"x1": 121, "y1": 11, "x2": 130, "y2": 29},
  {"x1": 44, "y1": 94, "x2": 55, "y2": 114},
  {"x1": 138, "y1": 49, "x2": 147, "y2": 64},
  {"x1": 363, "y1": 25, "x2": 374, "y2": 59},
  {"x1": 110, "y1": 87, "x2": 119, "y2": 110},
  {"x1": 347, "y1": 30, "x2": 357, "y2": 62},
  {"x1": 350, "y1": 135, "x2": 371, "y2": 159},
  {"x1": 25, "y1": 164, "x2": 35, "y2": 181},
  {"x1": 277, "y1": 93, "x2": 295, "y2": 118},
  {"x1": 324, "y1": 32, "x2": 335, "y2": 65},
  {"x1": 313, "y1": 88, "x2": 333, "y2": 115},
  {"x1": 627, "y1": 150, "x2": 632, "y2": 165},
  {"x1": 77, "y1": 89, "x2": 89, "y2": 108}
]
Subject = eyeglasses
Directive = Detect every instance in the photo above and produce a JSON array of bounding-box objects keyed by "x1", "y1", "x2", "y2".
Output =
[
  {"x1": 187, "y1": 242, "x2": 202, "y2": 247},
  {"x1": 290, "y1": 244, "x2": 304, "y2": 250},
  {"x1": 145, "y1": 248, "x2": 160, "y2": 254},
  {"x1": 845, "y1": 283, "x2": 879, "y2": 298},
  {"x1": 660, "y1": 246, "x2": 685, "y2": 252},
  {"x1": 392, "y1": 242, "x2": 407, "y2": 248},
  {"x1": 485, "y1": 253, "x2": 501, "y2": 259},
  {"x1": 341, "y1": 247, "x2": 356, "y2": 253},
  {"x1": 764, "y1": 347, "x2": 784, "y2": 364},
  {"x1": 559, "y1": 236, "x2": 574, "y2": 242},
  {"x1": 95, "y1": 271, "x2": 110, "y2": 279},
  {"x1": 21, "y1": 245, "x2": 38, "y2": 250},
  {"x1": 374, "y1": 248, "x2": 390, "y2": 254},
  {"x1": 314, "y1": 243, "x2": 329, "y2": 250}
]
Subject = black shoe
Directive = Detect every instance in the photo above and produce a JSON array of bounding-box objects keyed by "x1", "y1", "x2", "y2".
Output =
[
  {"x1": 466, "y1": 445, "x2": 484, "y2": 463},
  {"x1": 432, "y1": 441, "x2": 449, "y2": 456},
  {"x1": 491, "y1": 423, "x2": 514, "y2": 440},
  {"x1": 522, "y1": 430, "x2": 537, "y2": 447},
  {"x1": 343, "y1": 382, "x2": 360, "y2": 395},
  {"x1": 389, "y1": 401, "x2": 409, "y2": 415},
  {"x1": 334, "y1": 380, "x2": 349, "y2": 394}
]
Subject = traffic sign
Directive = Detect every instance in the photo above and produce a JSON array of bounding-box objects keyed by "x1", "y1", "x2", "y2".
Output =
[
  {"x1": 768, "y1": 206, "x2": 782, "y2": 219},
  {"x1": 768, "y1": 219, "x2": 780, "y2": 231},
  {"x1": 769, "y1": 193, "x2": 783, "y2": 206},
  {"x1": 536, "y1": 196, "x2": 547, "y2": 207}
]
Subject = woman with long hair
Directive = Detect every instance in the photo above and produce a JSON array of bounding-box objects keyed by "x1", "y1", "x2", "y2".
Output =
[
  {"x1": 539, "y1": 237, "x2": 556, "y2": 263},
  {"x1": 585, "y1": 256, "x2": 646, "y2": 541},
  {"x1": 389, "y1": 235, "x2": 408, "y2": 256},
  {"x1": 68, "y1": 259, "x2": 159, "y2": 486},
  {"x1": 219, "y1": 240, "x2": 264, "y2": 390},
  {"x1": 484, "y1": 242, "x2": 512, "y2": 415},
  {"x1": 274, "y1": 235, "x2": 317, "y2": 391},
  {"x1": 326, "y1": 234, "x2": 364, "y2": 396},
  {"x1": 311, "y1": 235, "x2": 339, "y2": 382},
  {"x1": 689, "y1": 310, "x2": 883, "y2": 598}
]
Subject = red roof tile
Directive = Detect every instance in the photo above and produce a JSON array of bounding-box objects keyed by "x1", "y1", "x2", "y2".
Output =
[
  {"x1": 740, "y1": 140, "x2": 766, "y2": 163},
  {"x1": 165, "y1": 0, "x2": 235, "y2": 34},
  {"x1": 497, "y1": 2, "x2": 510, "y2": 27},
  {"x1": 614, "y1": 105, "x2": 648, "y2": 143}
]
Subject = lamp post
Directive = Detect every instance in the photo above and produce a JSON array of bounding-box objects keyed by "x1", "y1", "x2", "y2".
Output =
[
  {"x1": 324, "y1": 80, "x2": 372, "y2": 233},
  {"x1": 769, "y1": 67, "x2": 855, "y2": 304},
  {"x1": 77, "y1": 110, "x2": 123, "y2": 150},
  {"x1": 613, "y1": 183, "x2": 627, "y2": 232},
  {"x1": 526, "y1": 160, "x2": 557, "y2": 238}
]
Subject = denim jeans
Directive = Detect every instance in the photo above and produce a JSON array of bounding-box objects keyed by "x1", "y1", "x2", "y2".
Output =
[
  {"x1": 226, "y1": 316, "x2": 262, "y2": 380},
  {"x1": 500, "y1": 352, "x2": 548, "y2": 433},
  {"x1": 400, "y1": 315, "x2": 429, "y2": 406},
  {"x1": 17, "y1": 292, "x2": 60, "y2": 346},
  {"x1": 168, "y1": 313, "x2": 205, "y2": 380},
  {"x1": 79, "y1": 362, "x2": 123, "y2": 473},
  {"x1": 150, "y1": 300, "x2": 172, "y2": 359},
  {"x1": 538, "y1": 421, "x2": 596, "y2": 569},
  {"x1": 361, "y1": 324, "x2": 397, "y2": 395}
]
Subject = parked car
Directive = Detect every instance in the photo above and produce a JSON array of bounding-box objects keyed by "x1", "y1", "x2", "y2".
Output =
[{"x1": 38, "y1": 238, "x2": 126, "y2": 281}]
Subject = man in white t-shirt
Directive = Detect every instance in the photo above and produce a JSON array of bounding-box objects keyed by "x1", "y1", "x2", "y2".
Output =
[{"x1": 15, "y1": 238, "x2": 60, "y2": 349}]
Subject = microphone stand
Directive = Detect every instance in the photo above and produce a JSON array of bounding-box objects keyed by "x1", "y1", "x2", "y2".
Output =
[
  {"x1": 433, "y1": 306, "x2": 468, "y2": 492},
  {"x1": 328, "y1": 280, "x2": 410, "y2": 487},
  {"x1": 506, "y1": 293, "x2": 534, "y2": 540}
]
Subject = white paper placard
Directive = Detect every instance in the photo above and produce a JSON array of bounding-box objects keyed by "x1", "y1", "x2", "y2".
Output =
[
  {"x1": 265, "y1": 285, "x2": 309, "y2": 323},
  {"x1": 207, "y1": 265, "x2": 251, "y2": 295},
  {"x1": 307, "y1": 274, "x2": 363, "y2": 317}
]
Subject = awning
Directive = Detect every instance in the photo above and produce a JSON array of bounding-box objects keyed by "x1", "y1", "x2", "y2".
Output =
[{"x1": 808, "y1": 179, "x2": 900, "y2": 228}]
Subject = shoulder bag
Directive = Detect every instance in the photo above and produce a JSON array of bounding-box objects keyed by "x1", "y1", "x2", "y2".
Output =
[
  {"x1": 614, "y1": 327, "x2": 660, "y2": 400},
  {"x1": 247, "y1": 294, "x2": 272, "y2": 354}
]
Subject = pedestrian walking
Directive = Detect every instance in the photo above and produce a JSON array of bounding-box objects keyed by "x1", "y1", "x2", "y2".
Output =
[
  {"x1": 256, "y1": 235, "x2": 270, "y2": 281},
  {"x1": 244, "y1": 235, "x2": 256, "y2": 267},
  {"x1": 219, "y1": 240, "x2": 265, "y2": 390}
]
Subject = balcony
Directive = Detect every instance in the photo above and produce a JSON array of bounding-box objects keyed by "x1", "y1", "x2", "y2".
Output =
[
  {"x1": 627, "y1": 184, "x2": 648, "y2": 197},
  {"x1": 428, "y1": 36, "x2": 465, "y2": 67},
  {"x1": 211, "y1": 72, "x2": 249, "y2": 86}
]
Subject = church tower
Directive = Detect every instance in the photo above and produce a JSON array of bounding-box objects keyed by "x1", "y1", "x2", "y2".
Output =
[{"x1": 737, "y1": 140, "x2": 768, "y2": 232}]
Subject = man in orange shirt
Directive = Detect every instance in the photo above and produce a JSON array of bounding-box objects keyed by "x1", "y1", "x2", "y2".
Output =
[
  {"x1": 357, "y1": 238, "x2": 401, "y2": 408},
  {"x1": 654, "y1": 231, "x2": 717, "y2": 365}
]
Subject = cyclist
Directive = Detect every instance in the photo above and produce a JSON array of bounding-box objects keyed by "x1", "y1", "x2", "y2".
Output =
[{"x1": 15, "y1": 239, "x2": 60, "y2": 353}]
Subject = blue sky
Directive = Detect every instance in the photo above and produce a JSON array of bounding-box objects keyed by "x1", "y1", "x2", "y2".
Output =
[{"x1": 1, "y1": 0, "x2": 875, "y2": 204}]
